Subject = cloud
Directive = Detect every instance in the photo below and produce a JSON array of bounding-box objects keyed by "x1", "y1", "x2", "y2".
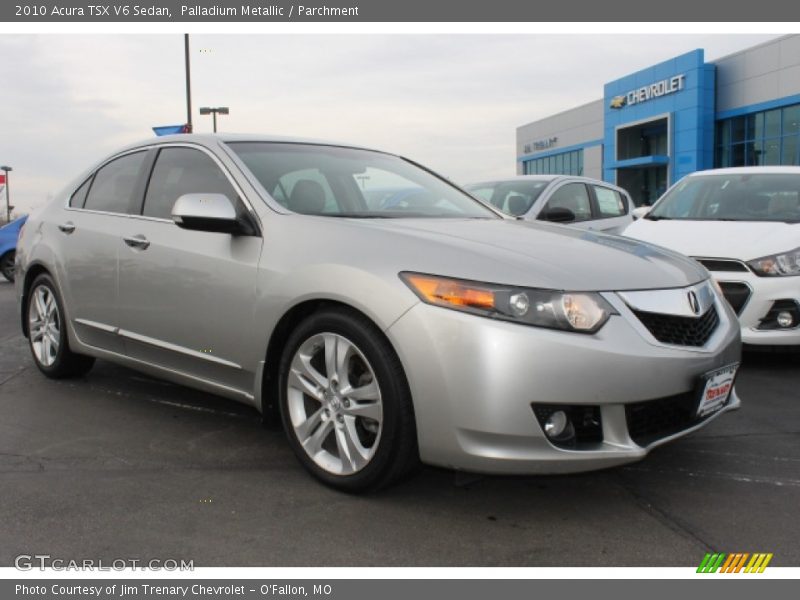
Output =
[{"x1": 0, "y1": 33, "x2": 780, "y2": 213}]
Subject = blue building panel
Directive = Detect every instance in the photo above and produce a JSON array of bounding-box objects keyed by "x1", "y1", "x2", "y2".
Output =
[{"x1": 602, "y1": 49, "x2": 716, "y2": 186}]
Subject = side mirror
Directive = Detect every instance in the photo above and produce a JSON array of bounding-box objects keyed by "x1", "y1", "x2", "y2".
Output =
[
  {"x1": 172, "y1": 193, "x2": 251, "y2": 235},
  {"x1": 541, "y1": 207, "x2": 576, "y2": 223},
  {"x1": 632, "y1": 206, "x2": 652, "y2": 220}
]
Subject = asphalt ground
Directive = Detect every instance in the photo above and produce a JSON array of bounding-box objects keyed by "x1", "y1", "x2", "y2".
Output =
[{"x1": 1, "y1": 279, "x2": 798, "y2": 567}]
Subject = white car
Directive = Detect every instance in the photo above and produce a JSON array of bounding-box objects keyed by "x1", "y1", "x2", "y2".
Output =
[
  {"x1": 464, "y1": 176, "x2": 634, "y2": 234},
  {"x1": 625, "y1": 167, "x2": 800, "y2": 346}
]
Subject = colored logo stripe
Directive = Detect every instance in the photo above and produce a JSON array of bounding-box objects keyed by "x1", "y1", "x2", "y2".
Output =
[
  {"x1": 697, "y1": 552, "x2": 772, "y2": 573},
  {"x1": 745, "y1": 553, "x2": 773, "y2": 573}
]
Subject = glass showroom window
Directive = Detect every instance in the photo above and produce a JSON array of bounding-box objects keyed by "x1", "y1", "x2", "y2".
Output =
[
  {"x1": 715, "y1": 104, "x2": 800, "y2": 167},
  {"x1": 523, "y1": 149, "x2": 584, "y2": 176}
]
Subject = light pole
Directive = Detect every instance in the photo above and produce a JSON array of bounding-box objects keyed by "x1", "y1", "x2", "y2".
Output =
[
  {"x1": 0, "y1": 166, "x2": 11, "y2": 223},
  {"x1": 184, "y1": 34, "x2": 193, "y2": 133},
  {"x1": 199, "y1": 107, "x2": 229, "y2": 133}
]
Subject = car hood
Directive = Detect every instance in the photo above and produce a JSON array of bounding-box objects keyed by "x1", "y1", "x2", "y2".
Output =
[
  {"x1": 305, "y1": 217, "x2": 707, "y2": 292},
  {"x1": 624, "y1": 218, "x2": 800, "y2": 261}
]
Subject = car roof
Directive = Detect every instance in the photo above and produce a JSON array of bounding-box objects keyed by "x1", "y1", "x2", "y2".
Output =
[
  {"x1": 466, "y1": 175, "x2": 557, "y2": 185},
  {"x1": 119, "y1": 133, "x2": 383, "y2": 155},
  {"x1": 689, "y1": 166, "x2": 800, "y2": 176},
  {"x1": 465, "y1": 175, "x2": 624, "y2": 188}
]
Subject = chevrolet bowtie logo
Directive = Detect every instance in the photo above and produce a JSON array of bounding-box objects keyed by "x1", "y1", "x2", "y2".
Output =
[{"x1": 609, "y1": 95, "x2": 627, "y2": 109}]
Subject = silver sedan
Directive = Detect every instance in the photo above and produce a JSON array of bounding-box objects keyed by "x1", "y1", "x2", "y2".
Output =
[
  {"x1": 16, "y1": 135, "x2": 741, "y2": 491},
  {"x1": 464, "y1": 175, "x2": 634, "y2": 234}
]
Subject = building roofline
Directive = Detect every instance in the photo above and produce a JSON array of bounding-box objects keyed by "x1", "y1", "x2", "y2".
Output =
[
  {"x1": 709, "y1": 33, "x2": 794, "y2": 63},
  {"x1": 516, "y1": 98, "x2": 603, "y2": 132}
]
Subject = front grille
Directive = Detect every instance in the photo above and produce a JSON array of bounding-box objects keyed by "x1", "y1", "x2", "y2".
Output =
[
  {"x1": 718, "y1": 282, "x2": 751, "y2": 315},
  {"x1": 633, "y1": 305, "x2": 719, "y2": 347},
  {"x1": 693, "y1": 258, "x2": 750, "y2": 273},
  {"x1": 625, "y1": 391, "x2": 706, "y2": 447}
]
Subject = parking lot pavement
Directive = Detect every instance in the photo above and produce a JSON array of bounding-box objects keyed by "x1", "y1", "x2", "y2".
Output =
[{"x1": 1, "y1": 280, "x2": 798, "y2": 567}]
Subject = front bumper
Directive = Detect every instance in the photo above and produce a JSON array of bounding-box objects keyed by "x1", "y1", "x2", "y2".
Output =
[
  {"x1": 714, "y1": 272, "x2": 800, "y2": 346},
  {"x1": 386, "y1": 294, "x2": 741, "y2": 474}
]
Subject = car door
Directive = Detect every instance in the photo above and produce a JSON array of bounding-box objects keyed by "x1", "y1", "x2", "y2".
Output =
[
  {"x1": 535, "y1": 182, "x2": 595, "y2": 229},
  {"x1": 58, "y1": 149, "x2": 150, "y2": 354},
  {"x1": 116, "y1": 145, "x2": 263, "y2": 395},
  {"x1": 589, "y1": 183, "x2": 633, "y2": 234}
]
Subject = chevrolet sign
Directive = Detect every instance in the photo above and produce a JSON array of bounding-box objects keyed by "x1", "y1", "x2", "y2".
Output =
[{"x1": 610, "y1": 74, "x2": 686, "y2": 109}]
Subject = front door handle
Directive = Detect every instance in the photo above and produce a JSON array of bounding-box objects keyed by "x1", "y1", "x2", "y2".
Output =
[
  {"x1": 58, "y1": 222, "x2": 75, "y2": 234},
  {"x1": 123, "y1": 235, "x2": 150, "y2": 250}
]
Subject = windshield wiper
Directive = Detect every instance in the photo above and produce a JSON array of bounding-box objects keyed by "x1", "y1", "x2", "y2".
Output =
[{"x1": 644, "y1": 214, "x2": 671, "y2": 221}]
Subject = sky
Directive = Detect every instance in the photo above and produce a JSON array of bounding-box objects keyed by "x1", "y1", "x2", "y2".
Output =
[{"x1": 0, "y1": 33, "x2": 782, "y2": 214}]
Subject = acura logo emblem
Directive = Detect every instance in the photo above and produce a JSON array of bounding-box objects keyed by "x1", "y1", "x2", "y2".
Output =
[{"x1": 687, "y1": 291, "x2": 701, "y2": 315}]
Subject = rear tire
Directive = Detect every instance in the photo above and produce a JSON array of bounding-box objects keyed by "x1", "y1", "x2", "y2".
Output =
[
  {"x1": 0, "y1": 251, "x2": 14, "y2": 282},
  {"x1": 26, "y1": 273, "x2": 95, "y2": 378},
  {"x1": 278, "y1": 307, "x2": 419, "y2": 492}
]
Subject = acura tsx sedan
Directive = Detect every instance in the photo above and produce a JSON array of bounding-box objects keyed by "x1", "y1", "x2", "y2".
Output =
[{"x1": 16, "y1": 134, "x2": 741, "y2": 491}]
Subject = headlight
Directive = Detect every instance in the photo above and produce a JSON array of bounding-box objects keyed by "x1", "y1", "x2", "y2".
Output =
[
  {"x1": 400, "y1": 272, "x2": 616, "y2": 333},
  {"x1": 747, "y1": 247, "x2": 800, "y2": 277}
]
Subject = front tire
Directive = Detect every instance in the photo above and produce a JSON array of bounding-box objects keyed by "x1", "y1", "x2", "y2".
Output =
[
  {"x1": 26, "y1": 273, "x2": 95, "y2": 378},
  {"x1": 278, "y1": 308, "x2": 418, "y2": 492},
  {"x1": 0, "y1": 251, "x2": 14, "y2": 282}
]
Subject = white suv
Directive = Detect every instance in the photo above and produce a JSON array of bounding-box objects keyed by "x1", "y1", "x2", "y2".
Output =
[{"x1": 625, "y1": 167, "x2": 800, "y2": 346}]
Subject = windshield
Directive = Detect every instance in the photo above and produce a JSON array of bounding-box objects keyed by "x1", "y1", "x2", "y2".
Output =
[
  {"x1": 464, "y1": 180, "x2": 550, "y2": 217},
  {"x1": 227, "y1": 142, "x2": 499, "y2": 219},
  {"x1": 648, "y1": 173, "x2": 800, "y2": 223}
]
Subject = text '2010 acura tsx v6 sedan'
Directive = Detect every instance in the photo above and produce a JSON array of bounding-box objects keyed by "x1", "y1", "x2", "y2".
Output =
[{"x1": 15, "y1": 134, "x2": 742, "y2": 491}]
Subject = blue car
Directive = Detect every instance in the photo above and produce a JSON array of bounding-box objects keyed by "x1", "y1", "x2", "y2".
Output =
[{"x1": 0, "y1": 215, "x2": 27, "y2": 282}]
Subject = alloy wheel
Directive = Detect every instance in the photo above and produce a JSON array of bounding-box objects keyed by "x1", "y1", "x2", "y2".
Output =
[
  {"x1": 286, "y1": 332, "x2": 383, "y2": 475},
  {"x1": 29, "y1": 285, "x2": 61, "y2": 367},
  {"x1": 0, "y1": 252, "x2": 14, "y2": 281}
]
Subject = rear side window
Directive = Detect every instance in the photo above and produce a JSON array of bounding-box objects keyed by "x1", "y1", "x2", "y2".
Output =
[
  {"x1": 543, "y1": 183, "x2": 592, "y2": 221},
  {"x1": 143, "y1": 148, "x2": 238, "y2": 220},
  {"x1": 84, "y1": 151, "x2": 147, "y2": 214},
  {"x1": 593, "y1": 186, "x2": 627, "y2": 217},
  {"x1": 69, "y1": 177, "x2": 92, "y2": 208}
]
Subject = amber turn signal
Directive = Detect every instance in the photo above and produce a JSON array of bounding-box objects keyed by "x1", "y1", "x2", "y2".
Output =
[{"x1": 402, "y1": 273, "x2": 496, "y2": 311}]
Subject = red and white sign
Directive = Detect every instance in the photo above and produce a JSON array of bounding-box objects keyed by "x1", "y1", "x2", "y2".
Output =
[{"x1": 698, "y1": 364, "x2": 738, "y2": 417}]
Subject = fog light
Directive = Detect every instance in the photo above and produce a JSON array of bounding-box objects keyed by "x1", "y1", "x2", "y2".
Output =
[
  {"x1": 531, "y1": 404, "x2": 601, "y2": 449},
  {"x1": 544, "y1": 410, "x2": 569, "y2": 439},
  {"x1": 777, "y1": 311, "x2": 794, "y2": 328}
]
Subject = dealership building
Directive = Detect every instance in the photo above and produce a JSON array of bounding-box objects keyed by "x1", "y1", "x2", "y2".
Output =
[{"x1": 516, "y1": 35, "x2": 800, "y2": 207}]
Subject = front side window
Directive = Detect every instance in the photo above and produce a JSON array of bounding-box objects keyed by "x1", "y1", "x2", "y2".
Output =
[
  {"x1": 463, "y1": 180, "x2": 549, "y2": 217},
  {"x1": 143, "y1": 147, "x2": 238, "y2": 220},
  {"x1": 83, "y1": 151, "x2": 147, "y2": 214},
  {"x1": 648, "y1": 174, "x2": 800, "y2": 223},
  {"x1": 593, "y1": 186, "x2": 627, "y2": 217},
  {"x1": 228, "y1": 142, "x2": 498, "y2": 219},
  {"x1": 542, "y1": 183, "x2": 592, "y2": 221}
]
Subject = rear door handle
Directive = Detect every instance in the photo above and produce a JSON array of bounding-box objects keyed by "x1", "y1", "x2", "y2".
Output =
[
  {"x1": 58, "y1": 222, "x2": 75, "y2": 234},
  {"x1": 123, "y1": 235, "x2": 150, "y2": 250}
]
